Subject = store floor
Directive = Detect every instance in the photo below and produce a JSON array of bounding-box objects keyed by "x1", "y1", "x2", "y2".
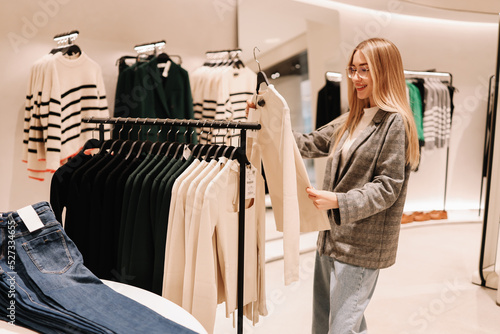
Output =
[{"x1": 214, "y1": 210, "x2": 500, "y2": 334}]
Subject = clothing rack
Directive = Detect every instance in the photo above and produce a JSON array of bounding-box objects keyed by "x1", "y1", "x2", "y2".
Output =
[
  {"x1": 134, "y1": 40, "x2": 166, "y2": 54},
  {"x1": 82, "y1": 116, "x2": 261, "y2": 334},
  {"x1": 204, "y1": 49, "x2": 244, "y2": 67},
  {"x1": 404, "y1": 70, "x2": 453, "y2": 211},
  {"x1": 117, "y1": 40, "x2": 182, "y2": 66},
  {"x1": 205, "y1": 48, "x2": 242, "y2": 55},
  {"x1": 325, "y1": 71, "x2": 342, "y2": 82},
  {"x1": 404, "y1": 69, "x2": 453, "y2": 85},
  {"x1": 53, "y1": 30, "x2": 79, "y2": 45}
]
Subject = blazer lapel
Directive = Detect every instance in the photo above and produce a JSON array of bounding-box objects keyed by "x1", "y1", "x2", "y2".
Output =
[
  {"x1": 148, "y1": 57, "x2": 169, "y2": 116},
  {"x1": 336, "y1": 109, "x2": 388, "y2": 182},
  {"x1": 329, "y1": 130, "x2": 348, "y2": 188}
]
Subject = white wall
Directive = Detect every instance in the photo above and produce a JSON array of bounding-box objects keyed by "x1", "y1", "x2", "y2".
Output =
[
  {"x1": 0, "y1": 0, "x2": 238, "y2": 210},
  {"x1": 239, "y1": 0, "x2": 499, "y2": 212},
  {"x1": 331, "y1": 5, "x2": 499, "y2": 212}
]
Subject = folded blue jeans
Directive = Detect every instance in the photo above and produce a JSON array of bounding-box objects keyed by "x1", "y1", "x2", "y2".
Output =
[
  {"x1": 0, "y1": 263, "x2": 108, "y2": 333},
  {"x1": 1, "y1": 202, "x2": 196, "y2": 334},
  {"x1": 1, "y1": 213, "x2": 110, "y2": 333}
]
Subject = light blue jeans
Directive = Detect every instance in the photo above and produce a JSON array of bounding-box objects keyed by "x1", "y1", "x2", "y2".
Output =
[{"x1": 312, "y1": 251, "x2": 380, "y2": 334}]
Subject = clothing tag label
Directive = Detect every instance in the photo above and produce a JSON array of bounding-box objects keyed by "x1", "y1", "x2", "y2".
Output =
[
  {"x1": 17, "y1": 205, "x2": 44, "y2": 233},
  {"x1": 183, "y1": 145, "x2": 192, "y2": 160},
  {"x1": 161, "y1": 60, "x2": 171, "y2": 77},
  {"x1": 245, "y1": 164, "x2": 257, "y2": 199}
]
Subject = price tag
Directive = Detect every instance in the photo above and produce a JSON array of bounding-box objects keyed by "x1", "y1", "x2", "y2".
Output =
[
  {"x1": 17, "y1": 205, "x2": 44, "y2": 233},
  {"x1": 183, "y1": 145, "x2": 192, "y2": 160},
  {"x1": 161, "y1": 60, "x2": 171, "y2": 77},
  {"x1": 245, "y1": 164, "x2": 257, "y2": 199}
]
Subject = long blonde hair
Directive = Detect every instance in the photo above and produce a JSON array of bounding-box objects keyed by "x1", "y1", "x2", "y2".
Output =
[{"x1": 333, "y1": 38, "x2": 420, "y2": 170}]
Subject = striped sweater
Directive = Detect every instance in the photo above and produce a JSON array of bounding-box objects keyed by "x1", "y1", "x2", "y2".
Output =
[
  {"x1": 191, "y1": 65, "x2": 256, "y2": 145},
  {"x1": 23, "y1": 52, "x2": 110, "y2": 180}
]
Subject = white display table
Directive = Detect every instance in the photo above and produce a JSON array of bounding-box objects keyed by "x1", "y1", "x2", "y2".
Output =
[{"x1": 0, "y1": 280, "x2": 207, "y2": 334}]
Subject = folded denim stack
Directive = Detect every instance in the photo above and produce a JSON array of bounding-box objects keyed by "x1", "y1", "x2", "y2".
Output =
[{"x1": 0, "y1": 202, "x2": 196, "y2": 334}]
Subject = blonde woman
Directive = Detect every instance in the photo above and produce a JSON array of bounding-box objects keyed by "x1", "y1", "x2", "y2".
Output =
[
  {"x1": 246, "y1": 37, "x2": 418, "y2": 333},
  {"x1": 295, "y1": 38, "x2": 420, "y2": 333}
]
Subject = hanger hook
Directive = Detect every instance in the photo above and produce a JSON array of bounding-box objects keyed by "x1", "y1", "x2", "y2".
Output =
[
  {"x1": 155, "y1": 118, "x2": 161, "y2": 141},
  {"x1": 134, "y1": 118, "x2": 140, "y2": 140},
  {"x1": 253, "y1": 47, "x2": 262, "y2": 72}
]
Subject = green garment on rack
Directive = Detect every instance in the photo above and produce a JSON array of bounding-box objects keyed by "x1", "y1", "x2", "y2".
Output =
[{"x1": 407, "y1": 81, "x2": 425, "y2": 142}]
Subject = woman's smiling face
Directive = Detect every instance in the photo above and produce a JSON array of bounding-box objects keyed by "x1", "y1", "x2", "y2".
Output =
[{"x1": 349, "y1": 50, "x2": 374, "y2": 107}]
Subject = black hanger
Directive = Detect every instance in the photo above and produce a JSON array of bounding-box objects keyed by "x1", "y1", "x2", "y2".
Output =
[
  {"x1": 221, "y1": 145, "x2": 234, "y2": 158},
  {"x1": 116, "y1": 55, "x2": 137, "y2": 66},
  {"x1": 173, "y1": 143, "x2": 186, "y2": 159},
  {"x1": 233, "y1": 58, "x2": 245, "y2": 69},
  {"x1": 81, "y1": 138, "x2": 101, "y2": 151},
  {"x1": 157, "y1": 52, "x2": 170, "y2": 63},
  {"x1": 158, "y1": 127, "x2": 175, "y2": 156},
  {"x1": 125, "y1": 121, "x2": 147, "y2": 160},
  {"x1": 193, "y1": 144, "x2": 210, "y2": 160},
  {"x1": 229, "y1": 147, "x2": 250, "y2": 165},
  {"x1": 213, "y1": 145, "x2": 228, "y2": 159},
  {"x1": 96, "y1": 120, "x2": 122, "y2": 155},
  {"x1": 203, "y1": 145, "x2": 219, "y2": 162},
  {"x1": 132, "y1": 124, "x2": 157, "y2": 159},
  {"x1": 62, "y1": 44, "x2": 81, "y2": 57},
  {"x1": 114, "y1": 120, "x2": 136, "y2": 156},
  {"x1": 169, "y1": 127, "x2": 190, "y2": 160},
  {"x1": 148, "y1": 121, "x2": 164, "y2": 155},
  {"x1": 155, "y1": 53, "x2": 182, "y2": 65},
  {"x1": 163, "y1": 129, "x2": 183, "y2": 157},
  {"x1": 162, "y1": 141, "x2": 179, "y2": 157}
]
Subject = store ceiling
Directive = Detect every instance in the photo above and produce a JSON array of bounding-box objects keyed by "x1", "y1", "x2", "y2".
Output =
[
  {"x1": 326, "y1": 0, "x2": 500, "y2": 19},
  {"x1": 326, "y1": 0, "x2": 500, "y2": 14},
  {"x1": 402, "y1": 0, "x2": 500, "y2": 15}
]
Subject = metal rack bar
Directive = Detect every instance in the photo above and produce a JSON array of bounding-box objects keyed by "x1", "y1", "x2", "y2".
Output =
[
  {"x1": 404, "y1": 70, "x2": 453, "y2": 84},
  {"x1": 134, "y1": 40, "x2": 166, "y2": 53},
  {"x1": 479, "y1": 75, "x2": 495, "y2": 216},
  {"x1": 205, "y1": 48, "x2": 242, "y2": 54},
  {"x1": 82, "y1": 116, "x2": 260, "y2": 130},
  {"x1": 53, "y1": 30, "x2": 79, "y2": 42},
  {"x1": 326, "y1": 71, "x2": 342, "y2": 82}
]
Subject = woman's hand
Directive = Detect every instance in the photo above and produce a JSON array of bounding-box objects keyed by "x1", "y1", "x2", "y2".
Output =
[
  {"x1": 245, "y1": 99, "x2": 256, "y2": 118},
  {"x1": 306, "y1": 187, "x2": 339, "y2": 210}
]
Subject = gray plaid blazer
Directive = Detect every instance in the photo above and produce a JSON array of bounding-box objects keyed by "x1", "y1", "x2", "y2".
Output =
[{"x1": 294, "y1": 109, "x2": 410, "y2": 269}]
